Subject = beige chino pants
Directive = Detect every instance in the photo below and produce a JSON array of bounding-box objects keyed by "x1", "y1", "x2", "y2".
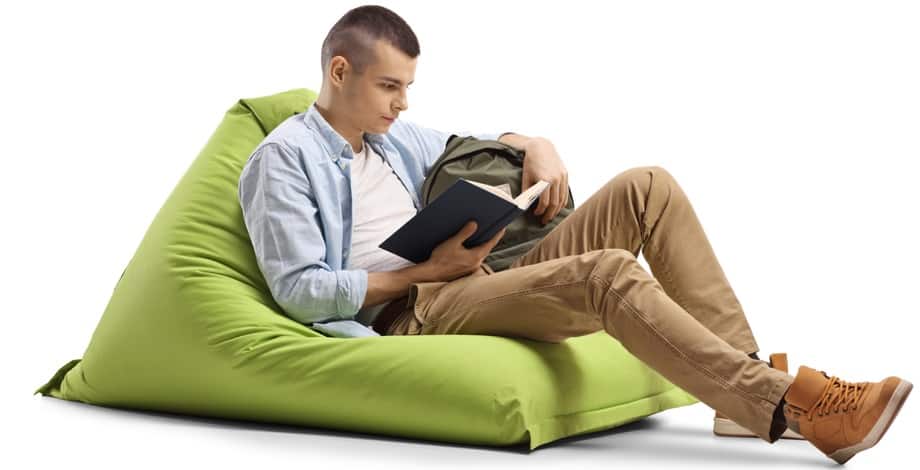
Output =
[{"x1": 382, "y1": 165, "x2": 795, "y2": 443}]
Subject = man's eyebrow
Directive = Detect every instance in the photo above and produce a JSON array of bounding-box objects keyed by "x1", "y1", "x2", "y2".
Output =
[{"x1": 379, "y1": 76, "x2": 414, "y2": 86}]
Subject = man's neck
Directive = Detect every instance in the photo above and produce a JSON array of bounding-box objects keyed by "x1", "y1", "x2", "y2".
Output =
[{"x1": 314, "y1": 100, "x2": 364, "y2": 154}]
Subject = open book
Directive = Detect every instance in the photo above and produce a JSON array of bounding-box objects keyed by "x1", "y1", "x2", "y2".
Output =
[{"x1": 379, "y1": 178, "x2": 549, "y2": 264}]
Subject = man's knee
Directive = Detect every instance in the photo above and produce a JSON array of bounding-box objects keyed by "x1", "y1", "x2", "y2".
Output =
[
  {"x1": 607, "y1": 165, "x2": 674, "y2": 189},
  {"x1": 620, "y1": 165, "x2": 673, "y2": 178},
  {"x1": 589, "y1": 247, "x2": 637, "y2": 261},
  {"x1": 580, "y1": 248, "x2": 640, "y2": 274},
  {"x1": 579, "y1": 248, "x2": 650, "y2": 292}
]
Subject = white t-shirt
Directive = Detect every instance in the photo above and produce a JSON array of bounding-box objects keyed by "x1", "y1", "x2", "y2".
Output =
[{"x1": 348, "y1": 140, "x2": 418, "y2": 327}]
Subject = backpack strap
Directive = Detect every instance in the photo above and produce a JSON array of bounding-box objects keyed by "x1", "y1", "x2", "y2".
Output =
[
  {"x1": 432, "y1": 135, "x2": 524, "y2": 176},
  {"x1": 423, "y1": 135, "x2": 526, "y2": 205}
]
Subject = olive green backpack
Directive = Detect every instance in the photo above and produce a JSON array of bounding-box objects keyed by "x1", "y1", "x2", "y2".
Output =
[{"x1": 421, "y1": 134, "x2": 575, "y2": 272}]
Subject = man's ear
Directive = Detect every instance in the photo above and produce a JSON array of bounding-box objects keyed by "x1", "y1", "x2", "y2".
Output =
[{"x1": 329, "y1": 57, "x2": 349, "y2": 88}]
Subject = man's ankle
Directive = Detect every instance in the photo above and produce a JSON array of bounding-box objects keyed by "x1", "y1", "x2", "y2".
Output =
[{"x1": 769, "y1": 395, "x2": 789, "y2": 441}]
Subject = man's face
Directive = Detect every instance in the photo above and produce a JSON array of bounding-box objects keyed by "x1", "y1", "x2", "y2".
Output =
[{"x1": 340, "y1": 39, "x2": 417, "y2": 134}]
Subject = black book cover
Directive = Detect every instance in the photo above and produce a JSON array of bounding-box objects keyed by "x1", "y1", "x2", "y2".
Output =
[{"x1": 379, "y1": 178, "x2": 548, "y2": 264}]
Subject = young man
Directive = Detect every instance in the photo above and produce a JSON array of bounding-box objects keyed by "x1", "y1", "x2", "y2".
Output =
[{"x1": 238, "y1": 5, "x2": 911, "y2": 464}]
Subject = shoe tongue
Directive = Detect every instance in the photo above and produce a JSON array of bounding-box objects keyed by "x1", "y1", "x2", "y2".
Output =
[
  {"x1": 769, "y1": 353, "x2": 789, "y2": 373},
  {"x1": 786, "y1": 365, "x2": 830, "y2": 410}
]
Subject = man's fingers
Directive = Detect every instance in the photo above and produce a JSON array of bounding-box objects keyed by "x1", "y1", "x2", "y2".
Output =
[
  {"x1": 459, "y1": 220, "x2": 475, "y2": 232},
  {"x1": 542, "y1": 183, "x2": 560, "y2": 224},
  {"x1": 485, "y1": 227, "x2": 506, "y2": 250},
  {"x1": 534, "y1": 191, "x2": 549, "y2": 216},
  {"x1": 562, "y1": 173, "x2": 569, "y2": 206},
  {"x1": 556, "y1": 178, "x2": 565, "y2": 210},
  {"x1": 550, "y1": 182, "x2": 564, "y2": 221},
  {"x1": 454, "y1": 220, "x2": 477, "y2": 243},
  {"x1": 490, "y1": 227, "x2": 506, "y2": 244}
]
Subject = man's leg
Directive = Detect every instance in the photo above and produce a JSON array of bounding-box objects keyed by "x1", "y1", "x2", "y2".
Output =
[
  {"x1": 509, "y1": 165, "x2": 760, "y2": 355},
  {"x1": 386, "y1": 165, "x2": 793, "y2": 441},
  {"x1": 390, "y1": 248, "x2": 793, "y2": 443}
]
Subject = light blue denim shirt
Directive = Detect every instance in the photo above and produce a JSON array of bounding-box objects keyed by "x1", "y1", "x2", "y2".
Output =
[{"x1": 238, "y1": 102, "x2": 505, "y2": 338}]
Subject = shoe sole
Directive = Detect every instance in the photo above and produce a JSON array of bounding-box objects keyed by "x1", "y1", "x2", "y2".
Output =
[
  {"x1": 713, "y1": 417, "x2": 806, "y2": 440},
  {"x1": 827, "y1": 379, "x2": 913, "y2": 464}
]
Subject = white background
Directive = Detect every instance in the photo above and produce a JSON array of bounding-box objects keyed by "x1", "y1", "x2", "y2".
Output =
[{"x1": 5, "y1": 0, "x2": 918, "y2": 468}]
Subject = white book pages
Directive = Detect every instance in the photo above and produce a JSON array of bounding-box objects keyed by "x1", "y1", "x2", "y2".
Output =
[{"x1": 463, "y1": 179, "x2": 549, "y2": 209}]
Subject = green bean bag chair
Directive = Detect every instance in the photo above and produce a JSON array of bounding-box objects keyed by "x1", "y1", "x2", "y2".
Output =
[{"x1": 34, "y1": 87, "x2": 699, "y2": 450}]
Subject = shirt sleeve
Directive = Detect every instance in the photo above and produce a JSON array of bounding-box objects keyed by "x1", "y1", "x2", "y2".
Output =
[{"x1": 238, "y1": 143, "x2": 368, "y2": 325}]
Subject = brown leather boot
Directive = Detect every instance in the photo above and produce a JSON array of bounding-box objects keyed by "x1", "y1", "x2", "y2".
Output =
[
  {"x1": 783, "y1": 365, "x2": 912, "y2": 464},
  {"x1": 713, "y1": 352, "x2": 805, "y2": 439}
]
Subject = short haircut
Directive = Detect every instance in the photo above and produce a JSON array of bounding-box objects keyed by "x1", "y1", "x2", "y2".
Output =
[{"x1": 320, "y1": 5, "x2": 421, "y2": 77}]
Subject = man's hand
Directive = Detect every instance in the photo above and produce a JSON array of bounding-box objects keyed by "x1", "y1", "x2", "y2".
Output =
[
  {"x1": 521, "y1": 137, "x2": 569, "y2": 225},
  {"x1": 419, "y1": 221, "x2": 506, "y2": 282}
]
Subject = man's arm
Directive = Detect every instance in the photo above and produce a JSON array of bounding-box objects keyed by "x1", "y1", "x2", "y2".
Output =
[
  {"x1": 363, "y1": 264, "x2": 432, "y2": 307},
  {"x1": 238, "y1": 143, "x2": 367, "y2": 324},
  {"x1": 497, "y1": 132, "x2": 535, "y2": 152}
]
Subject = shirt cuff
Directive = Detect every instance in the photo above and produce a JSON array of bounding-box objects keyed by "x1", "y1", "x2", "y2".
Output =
[{"x1": 336, "y1": 268, "x2": 368, "y2": 319}]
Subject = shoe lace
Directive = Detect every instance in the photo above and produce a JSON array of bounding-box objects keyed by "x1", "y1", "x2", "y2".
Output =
[{"x1": 809, "y1": 374, "x2": 871, "y2": 420}]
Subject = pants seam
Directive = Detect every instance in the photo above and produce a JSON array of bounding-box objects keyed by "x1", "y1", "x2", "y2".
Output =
[
  {"x1": 651, "y1": 242, "x2": 688, "y2": 310},
  {"x1": 421, "y1": 278, "x2": 593, "y2": 331},
  {"x1": 648, "y1": 224, "x2": 759, "y2": 355},
  {"x1": 464, "y1": 278, "x2": 590, "y2": 309},
  {"x1": 588, "y1": 273, "x2": 777, "y2": 409}
]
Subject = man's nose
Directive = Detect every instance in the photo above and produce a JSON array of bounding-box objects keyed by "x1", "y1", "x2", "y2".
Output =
[{"x1": 396, "y1": 90, "x2": 408, "y2": 112}]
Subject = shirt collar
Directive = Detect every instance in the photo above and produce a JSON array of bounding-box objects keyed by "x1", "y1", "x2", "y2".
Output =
[{"x1": 303, "y1": 102, "x2": 386, "y2": 162}]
